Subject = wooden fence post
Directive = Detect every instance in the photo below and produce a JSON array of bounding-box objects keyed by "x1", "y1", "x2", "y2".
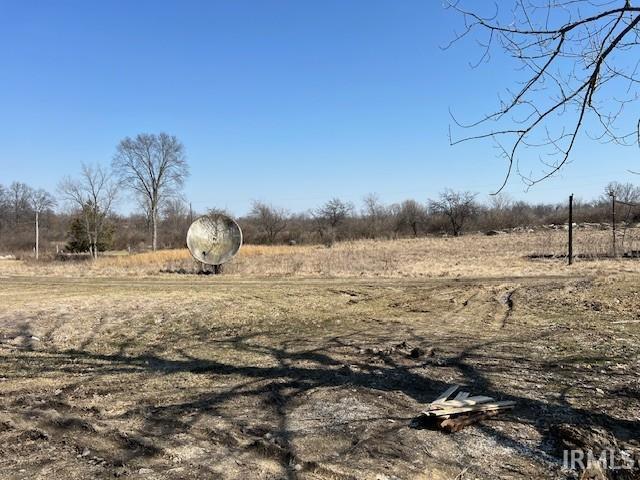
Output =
[
  {"x1": 568, "y1": 194, "x2": 573, "y2": 265},
  {"x1": 611, "y1": 192, "x2": 616, "y2": 257}
]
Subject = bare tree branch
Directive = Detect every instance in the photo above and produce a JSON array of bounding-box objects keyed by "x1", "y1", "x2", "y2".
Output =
[{"x1": 446, "y1": 0, "x2": 640, "y2": 192}]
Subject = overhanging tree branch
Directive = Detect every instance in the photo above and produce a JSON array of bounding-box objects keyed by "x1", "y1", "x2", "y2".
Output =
[{"x1": 446, "y1": 0, "x2": 640, "y2": 192}]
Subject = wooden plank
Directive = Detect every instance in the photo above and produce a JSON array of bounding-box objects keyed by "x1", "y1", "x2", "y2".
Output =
[
  {"x1": 432, "y1": 385, "x2": 459, "y2": 404},
  {"x1": 439, "y1": 410, "x2": 502, "y2": 432},
  {"x1": 453, "y1": 391, "x2": 470, "y2": 401},
  {"x1": 464, "y1": 395, "x2": 494, "y2": 404},
  {"x1": 426, "y1": 401, "x2": 515, "y2": 417},
  {"x1": 431, "y1": 395, "x2": 494, "y2": 408},
  {"x1": 422, "y1": 401, "x2": 516, "y2": 417}
]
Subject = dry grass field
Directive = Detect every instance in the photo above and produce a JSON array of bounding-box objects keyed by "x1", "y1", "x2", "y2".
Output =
[
  {"x1": 1, "y1": 233, "x2": 639, "y2": 479},
  {"x1": 5, "y1": 229, "x2": 640, "y2": 278}
]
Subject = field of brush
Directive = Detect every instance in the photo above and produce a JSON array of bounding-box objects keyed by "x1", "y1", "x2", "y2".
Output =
[
  {"x1": 0, "y1": 231, "x2": 639, "y2": 479},
  {"x1": 3, "y1": 229, "x2": 640, "y2": 279}
]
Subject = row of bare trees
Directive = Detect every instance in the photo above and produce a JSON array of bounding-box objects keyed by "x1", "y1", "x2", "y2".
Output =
[
  {"x1": 243, "y1": 191, "x2": 478, "y2": 245},
  {"x1": 0, "y1": 182, "x2": 56, "y2": 258},
  {"x1": 0, "y1": 132, "x2": 189, "y2": 259},
  {"x1": 3, "y1": 179, "x2": 640, "y2": 254},
  {"x1": 0, "y1": 186, "x2": 478, "y2": 254},
  {"x1": 243, "y1": 183, "x2": 640, "y2": 245},
  {"x1": 241, "y1": 185, "x2": 640, "y2": 245},
  {"x1": 57, "y1": 133, "x2": 189, "y2": 258}
]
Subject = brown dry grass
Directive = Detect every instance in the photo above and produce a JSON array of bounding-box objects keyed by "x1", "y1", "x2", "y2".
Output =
[{"x1": 2, "y1": 229, "x2": 640, "y2": 278}]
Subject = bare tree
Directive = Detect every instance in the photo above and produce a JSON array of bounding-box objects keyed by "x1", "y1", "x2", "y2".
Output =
[
  {"x1": 362, "y1": 193, "x2": 388, "y2": 238},
  {"x1": 161, "y1": 198, "x2": 191, "y2": 248},
  {"x1": 429, "y1": 189, "x2": 478, "y2": 236},
  {"x1": 488, "y1": 193, "x2": 513, "y2": 212},
  {"x1": 447, "y1": 1, "x2": 640, "y2": 191},
  {"x1": 113, "y1": 133, "x2": 189, "y2": 251},
  {"x1": 207, "y1": 206, "x2": 233, "y2": 217},
  {"x1": 601, "y1": 181, "x2": 640, "y2": 250},
  {"x1": 395, "y1": 199, "x2": 426, "y2": 237},
  {"x1": 0, "y1": 184, "x2": 6, "y2": 236},
  {"x1": 485, "y1": 193, "x2": 515, "y2": 229},
  {"x1": 249, "y1": 201, "x2": 289, "y2": 244},
  {"x1": 314, "y1": 198, "x2": 354, "y2": 229},
  {"x1": 29, "y1": 189, "x2": 56, "y2": 260},
  {"x1": 313, "y1": 198, "x2": 354, "y2": 244},
  {"x1": 58, "y1": 164, "x2": 118, "y2": 259},
  {"x1": 602, "y1": 181, "x2": 640, "y2": 204},
  {"x1": 0, "y1": 184, "x2": 14, "y2": 247},
  {"x1": 7, "y1": 181, "x2": 32, "y2": 227}
]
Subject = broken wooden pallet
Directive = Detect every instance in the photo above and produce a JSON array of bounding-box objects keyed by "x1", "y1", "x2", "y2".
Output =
[{"x1": 413, "y1": 385, "x2": 515, "y2": 432}]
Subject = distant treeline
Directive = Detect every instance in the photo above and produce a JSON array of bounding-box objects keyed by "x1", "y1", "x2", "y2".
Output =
[{"x1": 1, "y1": 180, "x2": 639, "y2": 256}]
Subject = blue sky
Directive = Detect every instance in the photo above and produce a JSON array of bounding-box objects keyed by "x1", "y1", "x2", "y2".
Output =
[{"x1": 1, "y1": 0, "x2": 639, "y2": 215}]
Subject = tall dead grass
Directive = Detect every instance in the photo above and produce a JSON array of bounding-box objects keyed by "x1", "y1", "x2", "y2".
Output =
[{"x1": 2, "y1": 230, "x2": 640, "y2": 278}]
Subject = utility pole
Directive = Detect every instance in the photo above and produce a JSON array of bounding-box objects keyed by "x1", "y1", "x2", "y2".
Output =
[
  {"x1": 568, "y1": 194, "x2": 573, "y2": 265},
  {"x1": 610, "y1": 192, "x2": 617, "y2": 257}
]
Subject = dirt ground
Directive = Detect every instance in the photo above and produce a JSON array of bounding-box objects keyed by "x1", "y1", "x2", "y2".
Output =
[{"x1": 0, "y1": 272, "x2": 639, "y2": 479}]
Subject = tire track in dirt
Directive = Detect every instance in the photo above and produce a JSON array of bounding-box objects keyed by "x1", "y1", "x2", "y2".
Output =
[{"x1": 499, "y1": 288, "x2": 517, "y2": 328}]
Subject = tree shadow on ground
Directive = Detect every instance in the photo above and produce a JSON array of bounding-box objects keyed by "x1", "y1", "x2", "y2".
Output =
[{"x1": 2, "y1": 324, "x2": 638, "y2": 478}]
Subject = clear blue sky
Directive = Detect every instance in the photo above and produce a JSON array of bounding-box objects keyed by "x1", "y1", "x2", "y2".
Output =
[{"x1": 1, "y1": 0, "x2": 638, "y2": 215}]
